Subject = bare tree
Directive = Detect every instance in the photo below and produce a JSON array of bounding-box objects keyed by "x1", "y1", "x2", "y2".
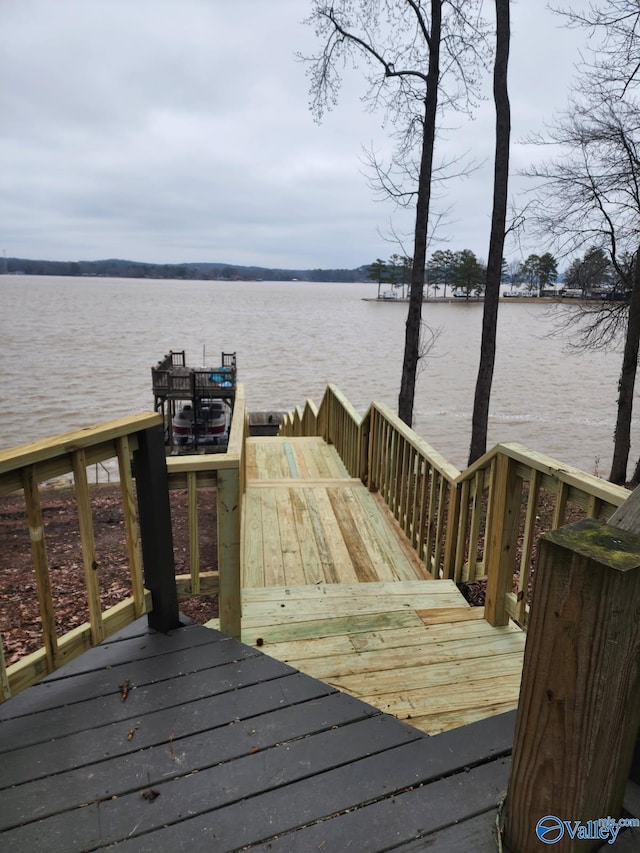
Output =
[
  {"x1": 557, "y1": 0, "x2": 640, "y2": 96},
  {"x1": 303, "y1": 1, "x2": 488, "y2": 427},
  {"x1": 469, "y1": 0, "x2": 511, "y2": 464},
  {"x1": 524, "y1": 92, "x2": 640, "y2": 483}
]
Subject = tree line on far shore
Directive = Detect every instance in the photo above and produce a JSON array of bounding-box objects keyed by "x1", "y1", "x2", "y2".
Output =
[
  {"x1": 1, "y1": 256, "x2": 371, "y2": 283},
  {"x1": 368, "y1": 246, "x2": 632, "y2": 300}
]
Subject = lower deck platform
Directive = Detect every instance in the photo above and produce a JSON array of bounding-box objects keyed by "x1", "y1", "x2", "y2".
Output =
[
  {"x1": 238, "y1": 437, "x2": 527, "y2": 735},
  {"x1": 0, "y1": 617, "x2": 513, "y2": 852}
]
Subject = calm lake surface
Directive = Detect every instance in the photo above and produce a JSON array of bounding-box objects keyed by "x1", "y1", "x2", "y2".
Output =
[{"x1": 1, "y1": 275, "x2": 634, "y2": 476}]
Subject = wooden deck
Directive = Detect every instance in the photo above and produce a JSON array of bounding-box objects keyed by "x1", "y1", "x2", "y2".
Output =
[
  {"x1": 0, "y1": 617, "x2": 514, "y2": 851},
  {"x1": 244, "y1": 436, "x2": 430, "y2": 586},
  {"x1": 210, "y1": 436, "x2": 526, "y2": 735}
]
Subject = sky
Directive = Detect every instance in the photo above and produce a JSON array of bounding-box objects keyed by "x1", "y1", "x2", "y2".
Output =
[{"x1": 1, "y1": 0, "x2": 593, "y2": 271}]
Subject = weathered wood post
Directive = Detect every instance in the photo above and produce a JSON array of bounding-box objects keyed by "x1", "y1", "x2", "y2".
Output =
[
  {"x1": 504, "y1": 507, "x2": 640, "y2": 851},
  {"x1": 134, "y1": 425, "x2": 180, "y2": 633}
]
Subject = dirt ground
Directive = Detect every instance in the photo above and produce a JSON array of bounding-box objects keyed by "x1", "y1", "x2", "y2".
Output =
[{"x1": 0, "y1": 484, "x2": 218, "y2": 667}]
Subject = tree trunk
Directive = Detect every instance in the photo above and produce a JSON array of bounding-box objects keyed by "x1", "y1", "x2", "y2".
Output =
[
  {"x1": 398, "y1": 0, "x2": 441, "y2": 427},
  {"x1": 468, "y1": 0, "x2": 511, "y2": 464},
  {"x1": 610, "y1": 250, "x2": 640, "y2": 484}
]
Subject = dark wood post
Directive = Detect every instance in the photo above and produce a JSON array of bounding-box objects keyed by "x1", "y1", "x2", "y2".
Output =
[
  {"x1": 217, "y1": 467, "x2": 241, "y2": 639},
  {"x1": 134, "y1": 425, "x2": 180, "y2": 632},
  {"x1": 505, "y1": 517, "x2": 640, "y2": 852}
]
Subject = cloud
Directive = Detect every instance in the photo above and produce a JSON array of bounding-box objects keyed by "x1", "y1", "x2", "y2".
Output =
[{"x1": 0, "y1": 0, "x2": 592, "y2": 268}]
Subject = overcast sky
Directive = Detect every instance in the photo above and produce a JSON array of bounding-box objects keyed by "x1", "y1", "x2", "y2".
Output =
[{"x1": 1, "y1": 1, "x2": 592, "y2": 270}]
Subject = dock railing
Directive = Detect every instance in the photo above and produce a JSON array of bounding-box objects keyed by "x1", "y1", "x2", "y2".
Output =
[
  {"x1": 0, "y1": 385, "x2": 247, "y2": 702},
  {"x1": 281, "y1": 386, "x2": 630, "y2": 626}
]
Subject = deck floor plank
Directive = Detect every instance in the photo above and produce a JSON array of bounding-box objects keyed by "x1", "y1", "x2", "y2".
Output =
[
  {"x1": 274, "y1": 488, "x2": 306, "y2": 586},
  {"x1": 259, "y1": 488, "x2": 286, "y2": 586},
  {"x1": 288, "y1": 486, "x2": 324, "y2": 584},
  {"x1": 0, "y1": 619, "x2": 516, "y2": 852}
]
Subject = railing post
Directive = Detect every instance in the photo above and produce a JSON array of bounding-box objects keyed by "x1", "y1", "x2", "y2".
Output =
[
  {"x1": 505, "y1": 517, "x2": 640, "y2": 851},
  {"x1": 359, "y1": 410, "x2": 370, "y2": 485},
  {"x1": 134, "y1": 425, "x2": 180, "y2": 633},
  {"x1": 217, "y1": 466, "x2": 241, "y2": 639},
  {"x1": 484, "y1": 453, "x2": 520, "y2": 626},
  {"x1": 443, "y1": 480, "x2": 461, "y2": 580}
]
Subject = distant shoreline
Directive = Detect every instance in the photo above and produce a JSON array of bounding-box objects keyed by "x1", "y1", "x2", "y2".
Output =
[{"x1": 362, "y1": 295, "x2": 583, "y2": 304}]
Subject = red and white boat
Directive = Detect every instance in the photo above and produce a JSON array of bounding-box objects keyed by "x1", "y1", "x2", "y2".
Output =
[{"x1": 172, "y1": 402, "x2": 228, "y2": 445}]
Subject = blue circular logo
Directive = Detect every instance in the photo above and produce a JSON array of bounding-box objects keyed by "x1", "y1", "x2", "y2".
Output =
[{"x1": 536, "y1": 815, "x2": 565, "y2": 844}]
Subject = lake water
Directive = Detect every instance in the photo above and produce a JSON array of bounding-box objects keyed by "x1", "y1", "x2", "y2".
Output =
[{"x1": 0, "y1": 275, "x2": 634, "y2": 476}]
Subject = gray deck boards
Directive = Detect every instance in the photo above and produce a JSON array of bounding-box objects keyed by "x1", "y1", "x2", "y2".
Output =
[{"x1": 0, "y1": 617, "x2": 516, "y2": 852}]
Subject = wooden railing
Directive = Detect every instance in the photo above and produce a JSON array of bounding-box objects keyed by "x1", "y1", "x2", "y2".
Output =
[
  {"x1": 165, "y1": 384, "x2": 247, "y2": 638},
  {"x1": 280, "y1": 386, "x2": 630, "y2": 627},
  {"x1": 366, "y1": 402, "x2": 461, "y2": 577},
  {"x1": 0, "y1": 386, "x2": 247, "y2": 702},
  {"x1": 460, "y1": 443, "x2": 629, "y2": 628},
  {"x1": 0, "y1": 414, "x2": 161, "y2": 700}
]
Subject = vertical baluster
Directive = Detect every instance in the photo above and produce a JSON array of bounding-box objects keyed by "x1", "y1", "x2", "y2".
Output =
[
  {"x1": 424, "y1": 466, "x2": 438, "y2": 571},
  {"x1": 516, "y1": 468, "x2": 541, "y2": 626},
  {"x1": 22, "y1": 465, "x2": 59, "y2": 672},
  {"x1": 188, "y1": 471, "x2": 200, "y2": 595},
  {"x1": 552, "y1": 479, "x2": 569, "y2": 529},
  {"x1": 467, "y1": 469, "x2": 485, "y2": 580},
  {"x1": 433, "y1": 474, "x2": 447, "y2": 573},
  {"x1": 72, "y1": 449, "x2": 104, "y2": 645},
  {"x1": 116, "y1": 436, "x2": 145, "y2": 616}
]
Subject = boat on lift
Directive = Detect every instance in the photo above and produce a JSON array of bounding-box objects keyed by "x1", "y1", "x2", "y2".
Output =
[
  {"x1": 171, "y1": 401, "x2": 229, "y2": 446},
  {"x1": 151, "y1": 350, "x2": 237, "y2": 452}
]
